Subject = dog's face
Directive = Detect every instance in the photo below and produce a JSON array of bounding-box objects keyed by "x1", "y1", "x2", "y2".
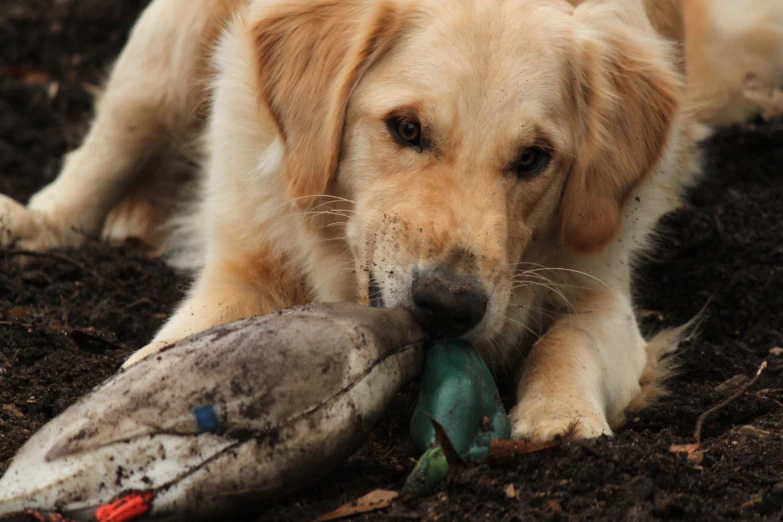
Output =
[
  {"x1": 254, "y1": 0, "x2": 680, "y2": 346},
  {"x1": 340, "y1": 1, "x2": 579, "y2": 344}
]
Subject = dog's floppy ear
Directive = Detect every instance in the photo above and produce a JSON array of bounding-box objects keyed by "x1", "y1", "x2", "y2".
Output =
[
  {"x1": 560, "y1": 0, "x2": 682, "y2": 253},
  {"x1": 252, "y1": 0, "x2": 406, "y2": 207}
]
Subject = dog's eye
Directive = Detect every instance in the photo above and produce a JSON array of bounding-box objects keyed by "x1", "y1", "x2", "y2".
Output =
[
  {"x1": 513, "y1": 147, "x2": 550, "y2": 178},
  {"x1": 387, "y1": 118, "x2": 422, "y2": 149}
]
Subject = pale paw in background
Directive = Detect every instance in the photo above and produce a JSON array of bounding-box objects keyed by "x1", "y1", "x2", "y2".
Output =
[
  {"x1": 0, "y1": 194, "x2": 84, "y2": 251},
  {"x1": 0, "y1": 194, "x2": 44, "y2": 249}
]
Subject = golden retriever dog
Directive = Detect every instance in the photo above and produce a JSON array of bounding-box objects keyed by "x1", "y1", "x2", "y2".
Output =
[{"x1": 1, "y1": 0, "x2": 782, "y2": 441}]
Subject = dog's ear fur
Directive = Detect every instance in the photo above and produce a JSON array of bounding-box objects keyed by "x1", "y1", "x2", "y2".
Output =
[
  {"x1": 252, "y1": 0, "x2": 407, "y2": 207},
  {"x1": 560, "y1": 0, "x2": 682, "y2": 253}
]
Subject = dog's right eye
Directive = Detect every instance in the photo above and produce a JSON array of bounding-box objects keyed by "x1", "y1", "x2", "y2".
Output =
[{"x1": 387, "y1": 118, "x2": 423, "y2": 150}]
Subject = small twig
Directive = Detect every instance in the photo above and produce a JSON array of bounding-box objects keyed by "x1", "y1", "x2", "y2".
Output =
[
  {"x1": 0, "y1": 249, "x2": 84, "y2": 270},
  {"x1": 126, "y1": 297, "x2": 155, "y2": 310},
  {"x1": 694, "y1": 360, "x2": 768, "y2": 442}
]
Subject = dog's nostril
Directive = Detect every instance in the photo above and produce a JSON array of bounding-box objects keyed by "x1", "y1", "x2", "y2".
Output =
[{"x1": 411, "y1": 270, "x2": 488, "y2": 339}]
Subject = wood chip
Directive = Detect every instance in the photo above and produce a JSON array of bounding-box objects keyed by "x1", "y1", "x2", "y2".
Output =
[
  {"x1": 47, "y1": 80, "x2": 59, "y2": 100},
  {"x1": 730, "y1": 425, "x2": 781, "y2": 440},
  {"x1": 504, "y1": 484, "x2": 516, "y2": 499},
  {"x1": 637, "y1": 309, "x2": 664, "y2": 321},
  {"x1": 81, "y1": 81, "x2": 103, "y2": 99},
  {"x1": 2, "y1": 404, "x2": 24, "y2": 418},
  {"x1": 769, "y1": 347, "x2": 783, "y2": 356},
  {"x1": 738, "y1": 497, "x2": 763, "y2": 511},
  {"x1": 687, "y1": 450, "x2": 705, "y2": 465},
  {"x1": 670, "y1": 443, "x2": 701, "y2": 454},
  {"x1": 8, "y1": 306, "x2": 30, "y2": 320},
  {"x1": 714, "y1": 375, "x2": 748, "y2": 395},
  {"x1": 23, "y1": 71, "x2": 49, "y2": 85},
  {"x1": 314, "y1": 490, "x2": 398, "y2": 522},
  {"x1": 543, "y1": 500, "x2": 562, "y2": 513},
  {"x1": 3, "y1": 65, "x2": 49, "y2": 85},
  {"x1": 670, "y1": 443, "x2": 706, "y2": 468}
]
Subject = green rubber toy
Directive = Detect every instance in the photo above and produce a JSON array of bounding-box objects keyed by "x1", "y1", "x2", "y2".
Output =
[{"x1": 404, "y1": 341, "x2": 510, "y2": 496}]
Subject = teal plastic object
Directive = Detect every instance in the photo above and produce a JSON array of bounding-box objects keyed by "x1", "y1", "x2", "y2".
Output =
[
  {"x1": 402, "y1": 446, "x2": 449, "y2": 496},
  {"x1": 410, "y1": 341, "x2": 511, "y2": 461}
]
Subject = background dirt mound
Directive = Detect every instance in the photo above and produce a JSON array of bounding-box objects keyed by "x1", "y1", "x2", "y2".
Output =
[{"x1": 1, "y1": 1, "x2": 782, "y2": 520}]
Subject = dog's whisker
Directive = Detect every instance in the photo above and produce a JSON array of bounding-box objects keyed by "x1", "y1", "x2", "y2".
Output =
[
  {"x1": 493, "y1": 329, "x2": 521, "y2": 367},
  {"x1": 486, "y1": 336, "x2": 512, "y2": 368},
  {"x1": 511, "y1": 281, "x2": 574, "y2": 310},
  {"x1": 270, "y1": 194, "x2": 356, "y2": 215},
  {"x1": 292, "y1": 208, "x2": 353, "y2": 216},
  {"x1": 306, "y1": 212, "x2": 355, "y2": 223},
  {"x1": 290, "y1": 209, "x2": 354, "y2": 222},
  {"x1": 513, "y1": 264, "x2": 611, "y2": 291},
  {"x1": 512, "y1": 275, "x2": 593, "y2": 292},
  {"x1": 331, "y1": 260, "x2": 359, "y2": 271},
  {"x1": 514, "y1": 262, "x2": 605, "y2": 283},
  {"x1": 301, "y1": 206, "x2": 356, "y2": 219},
  {"x1": 269, "y1": 195, "x2": 328, "y2": 214},
  {"x1": 259, "y1": 235, "x2": 350, "y2": 251},
  {"x1": 511, "y1": 271, "x2": 556, "y2": 285},
  {"x1": 325, "y1": 221, "x2": 349, "y2": 229},
  {"x1": 510, "y1": 272, "x2": 588, "y2": 301},
  {"x1": 518, "y1": 304, "x2": 559, "y2": 323},
  {"x1": 502, "y1": 314, "x2": 542, "y2": 340},
  {"x1": 308, "y1": 196, "x2": 356, "y2": 210}
]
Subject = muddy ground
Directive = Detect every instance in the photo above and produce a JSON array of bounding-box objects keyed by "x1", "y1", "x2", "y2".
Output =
[{"x1": 1, "y1": 1, "x2": 782, "y2": 521}]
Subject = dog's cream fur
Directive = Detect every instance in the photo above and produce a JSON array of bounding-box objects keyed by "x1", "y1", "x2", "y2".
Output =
[{"x1": 1, "y1": 0, "x2": 781, "y2": 441}]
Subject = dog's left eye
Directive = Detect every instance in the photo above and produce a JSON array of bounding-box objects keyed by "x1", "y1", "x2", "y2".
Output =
[
  {"x1": 512, "y1": 147, "x2": 550, "y2": 179},
  {"x1": 387, "y1": 118, "x2": 423, "y2": 149}
]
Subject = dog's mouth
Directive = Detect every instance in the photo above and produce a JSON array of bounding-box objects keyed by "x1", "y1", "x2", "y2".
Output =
[{"x1": 368, "y1": 275, "x2": 385, "y2": 308}]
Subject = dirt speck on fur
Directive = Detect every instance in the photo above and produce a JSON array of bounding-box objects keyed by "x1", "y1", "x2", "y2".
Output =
[{"x1": 1, "y1": 1, "x2": 782, "y2": 521}]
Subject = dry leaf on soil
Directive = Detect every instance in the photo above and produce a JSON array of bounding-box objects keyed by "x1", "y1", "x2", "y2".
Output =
[
  {"x1": 669, "y1": 443, "x2": 706, "y2": 467},
  {"x1": 314, "y1": 489, "x2": 398, "y2": 522}
]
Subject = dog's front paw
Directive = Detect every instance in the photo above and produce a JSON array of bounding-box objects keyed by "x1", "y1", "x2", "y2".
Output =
[
  {"x1": 0, "y1": 194, "x2": 44, "y2": 249},
  {"x1": 508, "y1": 400, "x2": 611, "y2": 441},
  {"x1": 0, "y1": 194, "x2": 82, "y2": 251}
]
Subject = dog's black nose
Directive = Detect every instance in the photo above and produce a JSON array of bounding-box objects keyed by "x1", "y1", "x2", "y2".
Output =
[{"x1": 411, "y1": 270, "x2": 488, "y2": 339}]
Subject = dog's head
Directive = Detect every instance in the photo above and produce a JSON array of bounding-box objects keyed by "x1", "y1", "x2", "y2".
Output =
[{"x1": 253, "y1": 0, "x2": 681, "y2": 344}]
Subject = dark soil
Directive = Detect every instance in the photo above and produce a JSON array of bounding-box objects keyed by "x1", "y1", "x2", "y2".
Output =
[{"x1": 1, "y1": 1, "x2": 782, "y2": 521}]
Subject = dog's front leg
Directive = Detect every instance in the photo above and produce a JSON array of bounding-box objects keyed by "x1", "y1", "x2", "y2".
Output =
[
  {"x1": 1, "y1": 0, "x2": 220, "y2": 251},
  {"x1": 509, "y1": 289, "x2": 648, "y2": 441},
  {"x1": 122, "y1": 251, "x2": 309, "y2": 368}
]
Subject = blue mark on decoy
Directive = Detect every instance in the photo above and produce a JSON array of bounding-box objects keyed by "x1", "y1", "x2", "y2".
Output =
[{"x1": 193, "y1": 405, "x2": 221, "y2": 433}]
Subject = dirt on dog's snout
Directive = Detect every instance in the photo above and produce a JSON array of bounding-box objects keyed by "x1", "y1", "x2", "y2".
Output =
[{"x1": 1, "y1": 1, "x2": 783, "y2": 521}]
